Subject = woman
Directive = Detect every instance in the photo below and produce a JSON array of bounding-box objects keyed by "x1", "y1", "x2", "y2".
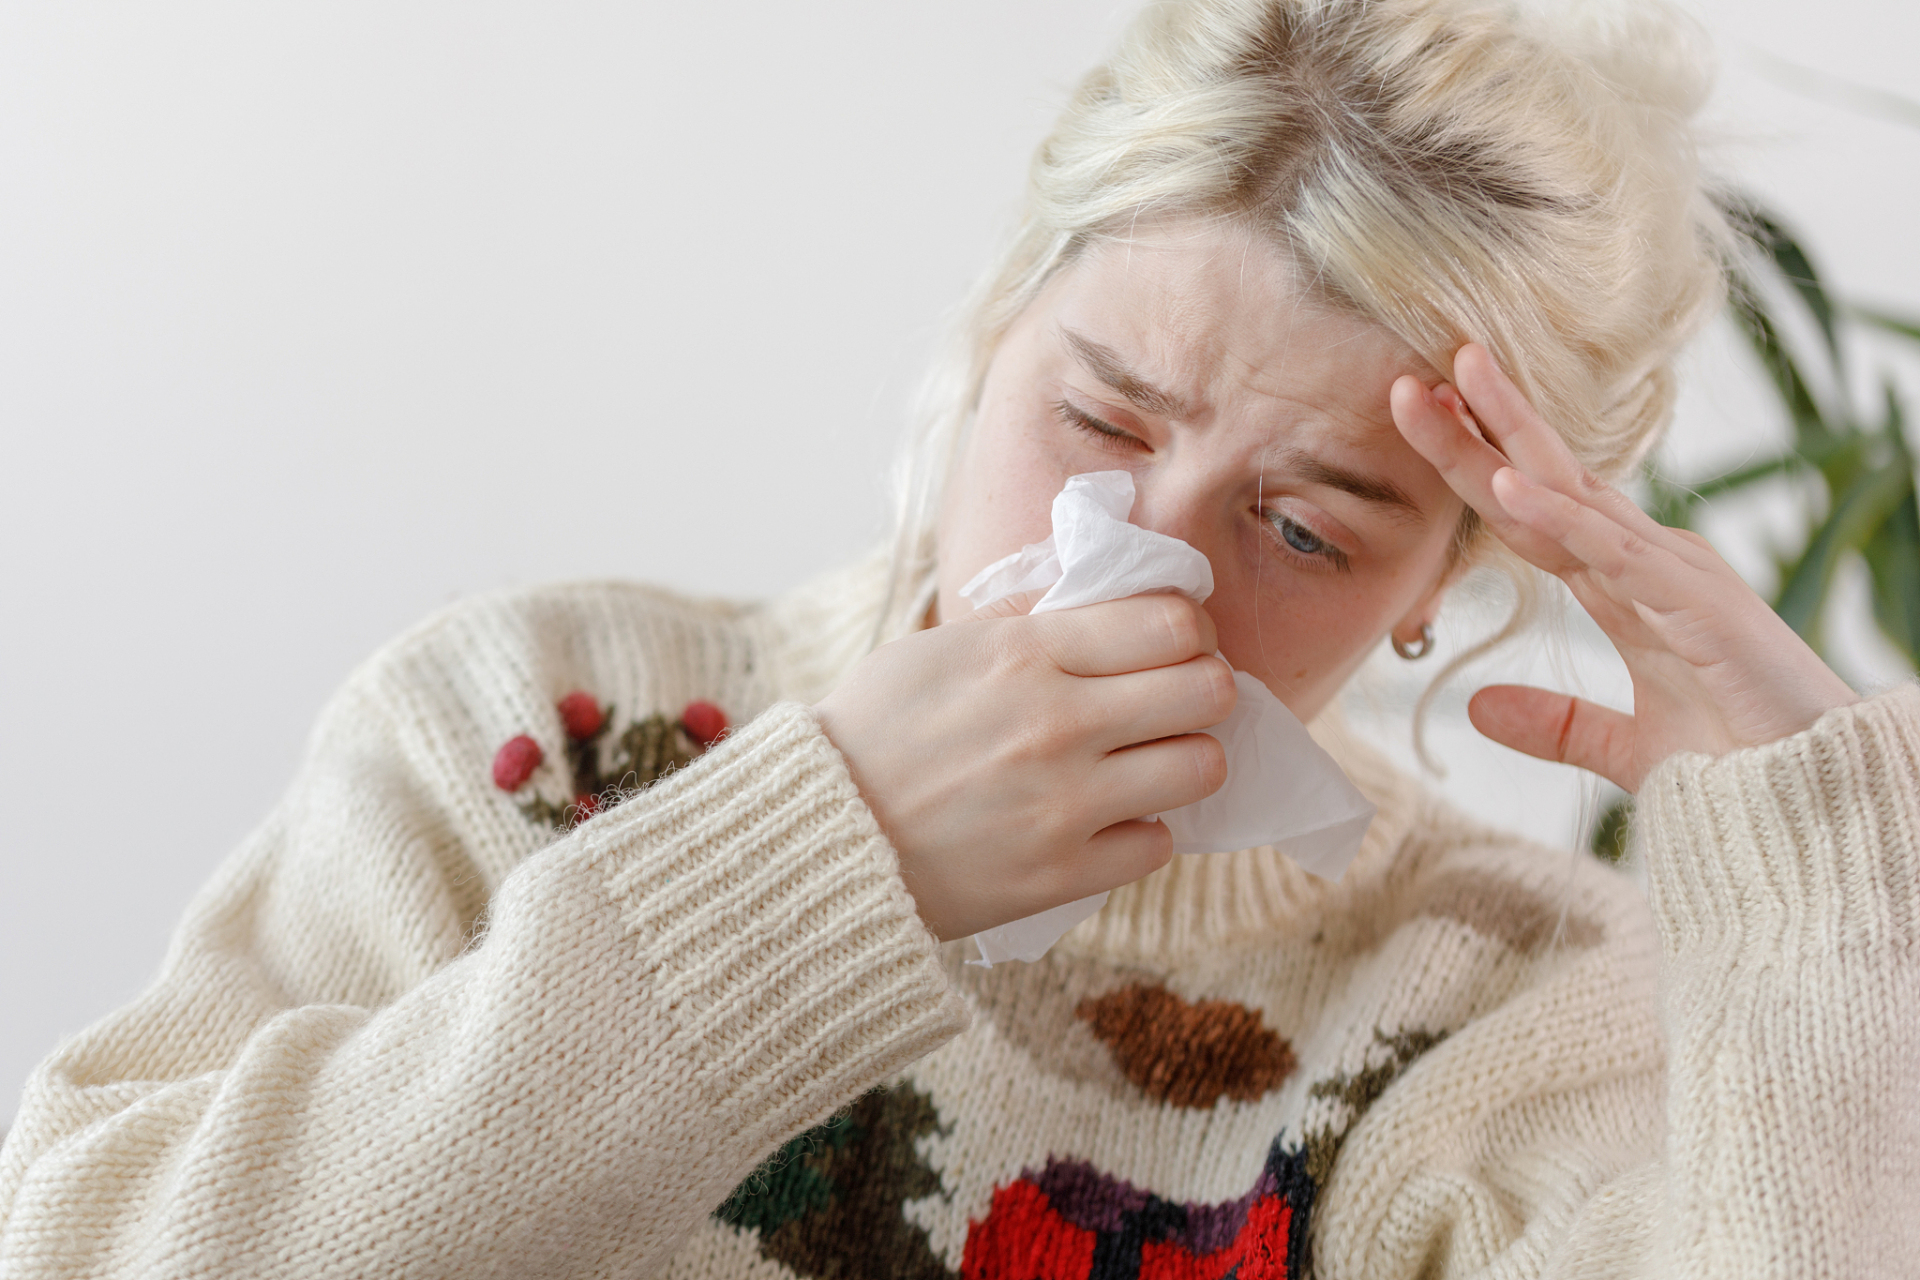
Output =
[{"x1": 2, "y1": 0, "x2": 1913, "y2": 1275}]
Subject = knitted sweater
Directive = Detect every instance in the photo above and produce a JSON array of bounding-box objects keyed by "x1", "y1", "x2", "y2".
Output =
[{"x1": 2, "y1": 557, "x2": 1916, "y2": 1280}]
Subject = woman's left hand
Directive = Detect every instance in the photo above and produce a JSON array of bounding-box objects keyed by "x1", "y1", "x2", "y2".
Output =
[{"x1": 1391, "y1": 343, "x2": 1858, "y2": 794}]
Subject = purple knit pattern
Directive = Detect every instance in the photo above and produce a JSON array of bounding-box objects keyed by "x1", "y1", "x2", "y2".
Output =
[{"x1": 1027, "y1": 1156, "x2": 1278, "y2": 1253}]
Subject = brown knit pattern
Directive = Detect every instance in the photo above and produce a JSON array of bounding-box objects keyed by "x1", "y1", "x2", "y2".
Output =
[{"x1": 1074, "y1": 983, "x2": 1297, "y2": 1109}]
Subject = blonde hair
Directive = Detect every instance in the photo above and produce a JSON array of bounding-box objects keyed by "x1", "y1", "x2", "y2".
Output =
[{"x1": 876, "y1": 0, "x2": 1729, "y2": 658}]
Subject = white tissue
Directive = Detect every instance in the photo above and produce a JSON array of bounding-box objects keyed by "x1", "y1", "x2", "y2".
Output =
[{"x1": 960, "y1": 471, "x2": 1376, "y2": 966}]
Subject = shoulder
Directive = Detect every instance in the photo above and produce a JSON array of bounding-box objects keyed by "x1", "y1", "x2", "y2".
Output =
[
  {"x1": 362, "y1": 579, "x2": 759, "y2": 686},
  {"x1": 295, "y1": 558, "x2": 890, "y2": 831},
  {"x1": 298, "y1": 580, "x2": 783, "y2": 826},
  {"x1": 336, "y1": 574, "x2": 804, "y2": 716},
  {"x1": 348, "y1": 550, "x2": 895, "y2": 715}
]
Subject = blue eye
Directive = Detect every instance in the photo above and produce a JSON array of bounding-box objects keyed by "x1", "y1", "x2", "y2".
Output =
[
  {"x1": 1266, "y1": 512, "x2": 1350, "y2": 571},
  {"x1": 1275, "y1": 515, "x2": 1325, "y2": 555}
]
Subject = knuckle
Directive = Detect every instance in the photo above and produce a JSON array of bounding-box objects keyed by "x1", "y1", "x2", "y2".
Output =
[
  {"x1": 983, "y1": 619, "x2": 1047, "y2": 678},
  {"x1": 1135, "y1": 821, "x2": 1174, "y2": 875},
  {"x1": 1029, "y1": 800, "x2": 1081, "y2": 858},
  {"x1": 1673, "y1": 528, "x2": 1717, "y2": 557},
  {"x1": 1147, "y1": 593, "x2": 1205, "y2": 656},
  {"x1": 1195, "y1": 656, "x2": 1237, "y2": 718},
  {"x1": 1010, "y1": 703, "x2": 1079, "y2": 760},
  {"x1": 1190, "y1": 734, "x2": 1229, "y2": 795},
  {"x1": 1613, "y1": 528, "x2": 1650, "y2": 568}
]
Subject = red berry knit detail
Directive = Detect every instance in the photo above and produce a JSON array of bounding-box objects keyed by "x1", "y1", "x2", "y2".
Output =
[
  {"x1": 492, "y1": 735, "x2": 543, "y2": 791},
  {"x1": 680, "y1": 700, "x2": 729, "y2": 748},
  {"x1": 557, "y1": 691, "x2": 605, "y2": 740},
  {"x1": 498, "y1": 695, "x2": 731, "y2": 833}
]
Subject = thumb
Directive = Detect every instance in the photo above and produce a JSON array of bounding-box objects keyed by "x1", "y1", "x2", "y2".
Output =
[
  {"x1": 1467, "y1": 684, "x2": 1639, "y2": 792},
  {"x1": 960, "y1": 589, "x2": 1048, "y2": 622}
]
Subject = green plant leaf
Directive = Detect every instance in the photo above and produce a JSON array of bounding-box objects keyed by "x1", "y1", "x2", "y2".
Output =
[
  {"x1": 1863, "y1": 491, "x2": 1920, "y2": 665},
  {"x1": 1644, "y1": 453, "x2": 1799, "y2": 529},
  {"x1": 1682, "y1": 452, "x2": 1802, "y2": 503},
  {"x1": 1738, "y1": 206, "x2": 1842, "y2": 368},
  {"x1": 1856, "y1": 385, "x2": 1920, "y2": 663},
  {"x1": 1645, "y1": 473, "x2": 1697, "y2": 530},
  {"x1": 1774, "y1": 453, "x2": 1916, "y2": 642},
  {"x1": 1689, "y1": 196, "x2": 1916, "y2": 678},
  {"x1": 1850, "y1": 305, "x2": 1920, "y2": 346},
  {"x1": 1588, "y1": 793, "x2": 1633, "y2": 865},
  {"x1": 1726, "y1": 272, "x2": 1841, "y2": 457}
]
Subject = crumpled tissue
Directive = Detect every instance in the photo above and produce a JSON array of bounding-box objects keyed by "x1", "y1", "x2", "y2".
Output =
[{"x1": 958, "y1": 470, "x2": 1376, "y2": 965}]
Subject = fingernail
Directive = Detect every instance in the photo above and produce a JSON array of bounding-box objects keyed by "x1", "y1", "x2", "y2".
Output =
[
  {"x1": 1436, "y1": 385, "x2": 1485, "y2": 440},
  {"x1": 1496, "y1": 466, "x2": 1538, "y2": 493}
]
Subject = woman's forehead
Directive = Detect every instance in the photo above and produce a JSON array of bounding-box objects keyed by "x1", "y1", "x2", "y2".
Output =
[{"x1": 1041, "y1": 224, "x2": 1440, "y2": 441}]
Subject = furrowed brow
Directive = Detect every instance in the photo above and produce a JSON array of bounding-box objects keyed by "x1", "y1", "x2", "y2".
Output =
[
  {"x1": 1061, "y1": 328, "x2": 1191, "y2": 419},
  {"x1": 1282, "y1": 448, "x2": 1424, "y2": 522}
]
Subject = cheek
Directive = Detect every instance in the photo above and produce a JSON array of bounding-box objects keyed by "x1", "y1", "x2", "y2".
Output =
[
  {"x1": 934, "y1": 413, "x2": 1068, "y2": 621},
  {"x1": 1204, "y1": 528, "x2": 1451, "y2": 709},
  {"x1": 1208, "y1": 580, "x2": 1390, "y2": 689}
]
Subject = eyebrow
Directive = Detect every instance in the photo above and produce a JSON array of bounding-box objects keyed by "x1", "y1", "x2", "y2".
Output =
[
  {"x1": 1280, "y1": 448, "x2": 1424, "y2": 521},
  {"x1": 1059, "y1": 326, "x2": 1423, "y2": 522},
  {"x1": 1061, "y1": 328, "x2": 1192, "y2": 420}
]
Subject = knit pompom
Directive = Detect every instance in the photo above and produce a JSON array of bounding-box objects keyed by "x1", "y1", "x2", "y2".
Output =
[
  {"x1": 492, "y1": 735, "x2": 543, "y2": 791},
  {"x1": 681, "y1": 700, "x2": 729, "y2": 749},
  {"x1": 557, "y1": 691, "x2": 604, "y2": 741}
]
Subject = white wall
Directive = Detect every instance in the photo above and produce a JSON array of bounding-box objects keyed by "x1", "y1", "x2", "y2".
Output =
[{"x1": 3, "y1": 0, "x2": 1916, "y2": 1121}]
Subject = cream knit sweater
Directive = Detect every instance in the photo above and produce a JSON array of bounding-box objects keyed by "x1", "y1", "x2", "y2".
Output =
[{"x1": 2, "y1": 557, "x2": 1916, "y2": 1279}]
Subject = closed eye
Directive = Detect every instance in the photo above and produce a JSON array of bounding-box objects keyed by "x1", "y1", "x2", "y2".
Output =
[{"x1": 1053, "y1": 399, "x2": 1142, "y2": 452}]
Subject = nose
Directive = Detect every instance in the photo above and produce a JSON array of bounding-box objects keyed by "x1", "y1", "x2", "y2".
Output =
[
  {"x1": 1127, "y1": 471, "x2": 1221, "y2": 558},
  {"x1": 1127, "y1": 472, "x2": 1233, "y2": 640}
]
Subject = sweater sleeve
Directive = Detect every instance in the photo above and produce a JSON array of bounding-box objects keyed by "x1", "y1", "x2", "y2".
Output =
[
  {"x1": 0, "y1": 605, "x2": 969, "y2": 1278},
  {"x1": 1315, "y1": 685, "x2": 1920, "y2": 1280},
  {"x1": 1628, "y1": 682, "x2": 1920, "y2": 1277}
]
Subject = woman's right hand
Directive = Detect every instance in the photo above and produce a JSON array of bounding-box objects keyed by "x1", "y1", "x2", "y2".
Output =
[{"x1": 813, "y1": 594, "x2": 1234, "y2": 940}]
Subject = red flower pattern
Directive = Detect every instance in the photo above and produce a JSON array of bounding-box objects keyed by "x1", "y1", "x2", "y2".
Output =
[{"x1": 960, "y1": 1148, "x2": 1308, "y2": 1280}]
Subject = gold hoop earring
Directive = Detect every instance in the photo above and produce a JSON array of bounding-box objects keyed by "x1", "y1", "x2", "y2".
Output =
[{"x1": 1392, "y1": 623, "x2": 1435, "y2": 661}]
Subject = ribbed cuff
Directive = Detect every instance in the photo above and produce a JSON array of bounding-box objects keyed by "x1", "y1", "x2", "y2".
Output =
[
  {"x1": 576, "y1": 701, "x2": 967, "y2": 1134},
  {"x1": 1639, "y1": 684, "x2": 1920, "y2": 956}
]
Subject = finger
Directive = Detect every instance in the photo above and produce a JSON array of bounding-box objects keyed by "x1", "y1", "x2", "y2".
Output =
[
  {"x1": 1391, "y1": 374, "x2": 1570, "y2": 567},
  {"x1": 1075, "y1": 819, "x2": 1176, "y2": 895},
  {"x1": 1467, "y1": 684, "x2": 1638, "y2": 792},
  {"x1": 1032, "y1": 593, "x2": 1220, "y2": 677},
  {"x1": 1451, "y1": 344, "x2": 1675, "y2": 546},
  {"x1": 1491, "y1": 467, "x2": 1703, "y2": 611},
  {"x1": 1084, "y1": 654, "x2": 1237, "y2": 749},
  {"x1": 1088, "y1": 731, "x2": 1229, "y2": 825},
  {"x1": 1431, "y1": 383, "x2": 1489, "y2": 445}
]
